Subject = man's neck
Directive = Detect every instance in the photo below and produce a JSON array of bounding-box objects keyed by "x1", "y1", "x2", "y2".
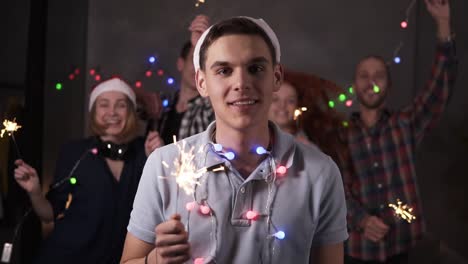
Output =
[
  {"x1": 215, "y1": 123, "x2": 271, "y2": 178},
  {"x1": 359, "y1": 105, "x2": 382, "y2": 128},
  {"x1": 176, "y1": 84, "x2": 199, "y2": 113}
]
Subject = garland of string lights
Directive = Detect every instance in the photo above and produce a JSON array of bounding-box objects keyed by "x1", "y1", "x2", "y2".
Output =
[
  {"x1": 327, "y1": 0, "x2": 417, "y2": 125},
  {"x1": 162, "y1": 137, "x2": 287, "y2": 263},
  {"x1": 53, "y1": 55, "x2": 177, "y2": 109}
]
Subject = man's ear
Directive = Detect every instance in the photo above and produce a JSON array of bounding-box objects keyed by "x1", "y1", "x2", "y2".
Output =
[
  {"x1": 273, "y1": 64, "x2": 284, "y2": 92},
  {"x1": 196, "y1": 70, "x2": 208, "y2": 97},
  {"x1": 177, "y1": 57, "x2": 184, "y2": 72}
]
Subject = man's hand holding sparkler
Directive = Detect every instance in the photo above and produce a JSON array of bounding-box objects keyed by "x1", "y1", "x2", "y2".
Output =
[
  {"x1": 152, "y1": 214, "x2": 191, "y2": 264},
  {"x1": 359, "y1": 215, "x2": 390, "y2": 243}
]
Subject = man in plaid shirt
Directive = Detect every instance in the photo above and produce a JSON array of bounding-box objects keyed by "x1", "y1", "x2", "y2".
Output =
[{"x1": 341, "y1": 0, "x2": 457, "y2": 263}]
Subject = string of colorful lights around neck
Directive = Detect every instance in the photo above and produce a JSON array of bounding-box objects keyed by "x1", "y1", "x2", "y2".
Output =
[{"x1": 162, "y1": 138, "x2": 288, "y2": 264}]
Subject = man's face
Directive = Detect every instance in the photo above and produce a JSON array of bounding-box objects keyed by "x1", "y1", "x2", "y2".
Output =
[
  {"x1": 196, "y1": 34, "x2": 282, "y2": 131},
  {"x1": 178, "y1": 46, "x2": 196, "y2": 91},
  {"x1": 354, "y1": 57, "x2": 389, "y2": 110}
]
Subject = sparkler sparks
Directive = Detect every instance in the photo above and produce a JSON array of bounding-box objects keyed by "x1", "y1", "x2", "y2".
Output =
[
  {"x1": 293, "y1": 107, "x2": 308, "y2": 120},
  {"x1": 1, "y1": 119, "x2": 21, "y2": 138},
  {"x1": 162, "y1": 140, "x2": 224, "y2": 195},
  {"x1": 195, "y1": 0, "x2": 205, "y2": 7},
  {"x1": 1, "y1": 118, "x2": 23, "y2": 158},
  {"x1": 388, "y1": 199, "x2": 416, "y2": 223}
]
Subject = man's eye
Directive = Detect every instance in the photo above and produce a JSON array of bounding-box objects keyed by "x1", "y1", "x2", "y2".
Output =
[
  {"x1": 216, "y1": 68, "x2": 232, "y2": 75},
  {"x1": 249, "y1": 65, "x2": 264, "y2": 74}
]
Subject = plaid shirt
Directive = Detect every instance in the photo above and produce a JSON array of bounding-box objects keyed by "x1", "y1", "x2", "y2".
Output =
[
  {"x1": 340, "y1": 41, "x2": 457, "y2": 261},
  {"x1": 159, "y1": 94, "x2": 214, "y2": 143},
  {"x1": 178, "y1": 95, "x2": 214, "y2": 139}
]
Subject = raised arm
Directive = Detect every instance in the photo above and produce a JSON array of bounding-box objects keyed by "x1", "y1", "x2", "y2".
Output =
[
  {"x1": 14, "y1": 159, "x2": 54, "y2": 223},
  {"x1": 403, "y1": 0, "x2": 457, "y2": 143}
]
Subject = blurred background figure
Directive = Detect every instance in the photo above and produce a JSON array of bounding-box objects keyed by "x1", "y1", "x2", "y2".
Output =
[
  {"x1": 269, "y1": 69, "x2": 348, "y2": 164},
  {"x1": 13, "y1": 78, "x2": 159, "y2": 263}
]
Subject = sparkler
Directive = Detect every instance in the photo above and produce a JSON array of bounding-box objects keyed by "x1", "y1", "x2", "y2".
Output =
[
  {"x1": 195, "y1": 0, "x2": 205, "y2": 7},
  {"x1": 161, "y1": 138, "x2": 224, "y2": 215},
  {"x1": 388, "y1": 199, "x2": 416, "y2": 223},
  {"x1": 1, "y1": 118, "x2": 23, "y2": 158},
  {"x1": 293, "y1": 107, "x2": 307, "y2": 121}
]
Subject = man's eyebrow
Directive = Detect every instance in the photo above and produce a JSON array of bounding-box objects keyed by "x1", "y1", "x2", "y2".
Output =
[
  {"x1": 209, "y1": 56, "x2": 270, "y2": 70},
  {"x1": 210, "y1": 61, "x2": 230, "y2": 70},
  {"x1": 249, "y1": 57, "x2": 269, "y2": 64}
]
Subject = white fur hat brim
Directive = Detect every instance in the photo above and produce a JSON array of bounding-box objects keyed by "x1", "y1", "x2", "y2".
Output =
[
  {"x1": 193, "y1": 16, "x2": 281, "y2": 72},
  {"x1": 88, "y1": 78, "x2": 136, "y2": 111}
]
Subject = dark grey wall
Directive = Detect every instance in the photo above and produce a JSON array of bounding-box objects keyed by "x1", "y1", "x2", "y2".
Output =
[
  {"x1": 0, "y1": 0, "x2": 30, "y2": 89},
  {"x1": 42, "y1": 0, "x2": 88, "y2": 186},
  {"x1": 85, "y1": 0, "x2": 418, "y2": 110},
  {"x1": 414, "y1": 0, "x2": 468, "y2": 261}
]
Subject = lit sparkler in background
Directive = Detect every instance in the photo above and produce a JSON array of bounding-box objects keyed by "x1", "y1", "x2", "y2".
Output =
[
  {"x1": 1, "y1": 118, "x2": 23, "y2": 158},
  {"x1": 388, "y1": 199, "x2": 416, "y2": 223},
  {"x1": 293, "y1": 107, "x2": 307, "y2": 121},
  {"x1": 195, "y1": 0, "x2": 205, "y2": 7}
]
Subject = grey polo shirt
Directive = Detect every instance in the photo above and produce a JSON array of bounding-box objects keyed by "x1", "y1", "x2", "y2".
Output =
[{"x1": 128, "y1": 122, "x2": 348, "y2": 263}]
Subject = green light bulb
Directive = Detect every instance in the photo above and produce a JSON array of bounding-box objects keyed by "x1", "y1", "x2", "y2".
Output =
[
  {"x1": 55, "y1": 83, "x2": 62, "y2": 90},
  {"x1": 339, "y1": 94, "x2": 346, "y2": 102},
  {"x1": 328, "y1": 101, "x2": 335, "y2": 108},
  {"x1": 373, "y1": 84, "x2": 380, "y2": 93},
  {"x1": 70, "y1": 177, "x2": 77, "y2": 185}
]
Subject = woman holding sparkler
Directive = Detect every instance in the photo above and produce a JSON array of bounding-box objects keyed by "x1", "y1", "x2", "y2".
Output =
[{"x1": 13, "y1": 77, "x2": 161, "y2": 264}]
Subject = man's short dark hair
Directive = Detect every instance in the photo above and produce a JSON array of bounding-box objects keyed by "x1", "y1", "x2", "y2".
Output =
[{"x1": 198, "y1": 17, "x2": 277, "y2": 71}]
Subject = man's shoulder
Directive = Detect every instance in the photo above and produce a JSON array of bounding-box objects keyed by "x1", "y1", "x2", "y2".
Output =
[
  {"x1": 295, "y1": 141, "x2": 333, "y2": 168},
  {"x1": 154, "y1": 132, "x2": 207, "y2": 157}
]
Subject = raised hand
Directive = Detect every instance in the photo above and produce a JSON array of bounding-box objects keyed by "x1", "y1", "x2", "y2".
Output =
[
  {"x1": 189, "y1": 15, "x2": 211, "y2": 46},
  {"x1": 145, "y1": 131, "x2": 164, "y2": 157},
  {"x1": 425, "y1": 0, "x2": 450, "y2": 23},
  {"x1": 14, "y1": 159, "x2": 41, "y2": 195}
]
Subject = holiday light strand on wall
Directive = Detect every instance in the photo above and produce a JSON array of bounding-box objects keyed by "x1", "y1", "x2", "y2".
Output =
[
  {"x1": 53, "y1": 54, "x2": 176, "y2": 106},
  {"x1": 327, "y1": 0, "x2": 417, "y2": 116}
]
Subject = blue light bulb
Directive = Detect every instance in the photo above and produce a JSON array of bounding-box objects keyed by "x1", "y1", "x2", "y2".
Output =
[
  {"x1": 225, "y1": 152, "x2": 235, "y2": 160},
  {"x1": 274, "y1": 231, "x2": 285, "y2": 240},
  {"x1": 167, "y1": 78, "x2": 174, "y2": 85},
  {"x1": 255, "y1": 146, "x2": 267, "y2": 155},
  {"x1": 394, "y1": 57, "x2": 401, "y2": 64},
  {"x1": 149, "y1": 56, "x2": 156, "y2": 63},
  {"x1": 162, "y1": 99, "x2": 169, "y2": 108},
  {"x1": 213, "y1": 144, "x2": 223, "y2": 152}
]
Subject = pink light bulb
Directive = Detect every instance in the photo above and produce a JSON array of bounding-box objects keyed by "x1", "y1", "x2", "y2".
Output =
[
  {"x1": 401, "y1": 21, "x2": 408, "y2": 29},
  {"x1": 194, "y1": 258, "x2": 204, "y2": 264},
  {"x1": 246, "y1": 210, "x2": 258, "y2": 220},
  {"x1": 200, "y1": 205, "x2": 211, "y2": 215},
  {"x1": 276, "y1": 166, "x2": 287, "y2": 175},
  {"x1": 185, "y1": 201, "x2": 196, "y2": 211}
]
